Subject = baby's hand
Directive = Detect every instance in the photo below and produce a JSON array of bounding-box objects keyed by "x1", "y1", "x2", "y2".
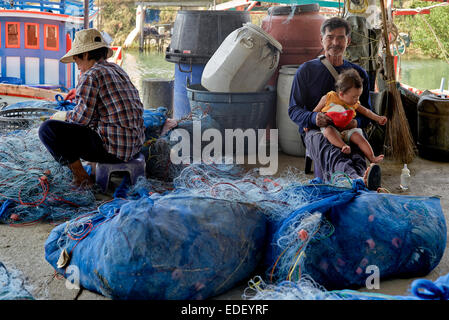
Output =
[{"x1": 378, "y1": 116, "x2": 387, "y2": 126}]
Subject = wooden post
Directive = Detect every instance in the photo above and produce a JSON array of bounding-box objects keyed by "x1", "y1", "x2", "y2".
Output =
[
  {"x1": 84, "y1": 0, "x2": 89, "y2": 29},
  {"x1": 139, "y1": 5, "x2": 145, "y2": 52},
  {"x1": 142, "y1": 78, "x2": 174, "y2": 116}
]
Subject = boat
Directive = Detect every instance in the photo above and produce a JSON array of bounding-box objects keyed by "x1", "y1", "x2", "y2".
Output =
[
  {"x1": 0, "y1": 0, "x2": 105, "y2": 91},
  {"x1": 0, "y1": 0, "x2": 124, "y2": 109},
  {"x1": 0, "y1": 82, "x2": 66, "y2": 108}
]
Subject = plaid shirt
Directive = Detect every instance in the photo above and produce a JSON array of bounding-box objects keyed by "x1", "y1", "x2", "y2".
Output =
[{"x1": 66, "y1": 60, "x2": 145, "y2": 162}]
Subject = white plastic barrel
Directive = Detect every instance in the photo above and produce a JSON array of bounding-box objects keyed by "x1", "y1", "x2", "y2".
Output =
[
  {"x1": 276, "y1": 65, "x2": 305, "y2": 157},
  {"x1": 201, "y1": 23, "x2": 283, "y2": 93}
]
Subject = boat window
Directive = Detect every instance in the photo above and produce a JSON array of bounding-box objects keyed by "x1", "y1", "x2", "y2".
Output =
[
  {"x1": 25, "y1": 23, "x2": 39, "y2": 49},
  {"x1": 6, "y1": 22, "x2": 20, "y2": 48},
  {"x1": 44, "y1": 24, "x2": 59, "y2": 51}
]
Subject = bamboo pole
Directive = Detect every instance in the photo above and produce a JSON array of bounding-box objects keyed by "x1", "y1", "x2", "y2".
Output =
[{"x1": 379, "y1": 0, "x2": 416, "y2": 164}]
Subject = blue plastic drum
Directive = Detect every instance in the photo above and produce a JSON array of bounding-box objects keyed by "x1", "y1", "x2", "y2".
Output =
[{"x1": 173, "y1": 63, "x2": 205, "y2": 120}]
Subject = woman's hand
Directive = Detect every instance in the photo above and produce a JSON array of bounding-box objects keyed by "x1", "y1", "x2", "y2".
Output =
[{"x1": 65, "y1": 89, "x2": 76, "y2": 102}]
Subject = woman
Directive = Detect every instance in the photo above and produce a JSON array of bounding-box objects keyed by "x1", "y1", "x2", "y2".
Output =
[{"x1": 39, "y1": 28, "x2": 145, "y2": 187}]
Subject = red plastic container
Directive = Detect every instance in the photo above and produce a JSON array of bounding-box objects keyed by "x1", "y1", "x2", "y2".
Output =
[{"x1": 261, "y1": 4, "x2": 325, "y2": 86}]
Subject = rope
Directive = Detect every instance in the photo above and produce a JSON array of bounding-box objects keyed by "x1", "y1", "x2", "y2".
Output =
[{"x1": 411, "y1": 279, "x2": 449, "y2": 300}]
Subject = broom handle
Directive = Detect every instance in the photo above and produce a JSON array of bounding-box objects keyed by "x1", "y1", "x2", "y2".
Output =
[{"x1": 379, "y1": 0, "x2": 394, "y2": 76}]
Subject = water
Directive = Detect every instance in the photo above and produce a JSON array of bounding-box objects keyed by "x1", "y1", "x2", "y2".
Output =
[
  {"x1": 121, "y1": 49, "x2": 449, "y2": 94},
  {"x1": 121, "y1": 48, "x2": 175, "y2": 99},
  {"x1": 400, "y1": 58, "x2": 449, "y2": 91}
]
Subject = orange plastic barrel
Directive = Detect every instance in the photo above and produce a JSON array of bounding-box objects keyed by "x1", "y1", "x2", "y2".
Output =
[{"x1": 261, "y1": 4, "x2": 325, "y2": 86}]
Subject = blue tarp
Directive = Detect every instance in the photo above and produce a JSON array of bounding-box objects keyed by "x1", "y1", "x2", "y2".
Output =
[
  {"x1": 45, "y1": 194, "x2": 267, "y2": 299},
  {"x1": 266, "y1": 179, "x2": 447, "y2": 290}
]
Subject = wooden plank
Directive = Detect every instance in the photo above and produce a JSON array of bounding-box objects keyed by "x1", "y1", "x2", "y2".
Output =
[{"x1": 0, "y1": 83, "x2": 66, "y2": 101}]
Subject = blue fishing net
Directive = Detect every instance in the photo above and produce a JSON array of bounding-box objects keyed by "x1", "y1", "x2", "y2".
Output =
[
  {"x1": 146, "y1": 106, "x2": 221, "y2": 181},
  {"x1": 2, "y1": 94, "x2": 75, "y2": 111},
  {"x1": 0, "y1": 262, "x2": 34, "y2": 300},
  {"x1": 45, "y1": 192, "x2": 267, "y2": 300},
  {"x1": 244, "y1": 272, "x2": 449, "y2": 300},
  {"x1": 265, "y1": 178, "x2": 446, "y2": 290},
  {"x1": 43, "y1": 161, "x2": 447, "y2": 300},
  {"x1": 140, "y1": 107, "x2": 168, "y2": 165},
  {"x1": 0, "y1": 127, "x2": 97, "y2": 224}
]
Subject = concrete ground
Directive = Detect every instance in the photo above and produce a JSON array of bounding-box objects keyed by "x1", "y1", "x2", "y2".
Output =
[{"x1": 1, "y1": 152, "x2": 449, "y2": 300}]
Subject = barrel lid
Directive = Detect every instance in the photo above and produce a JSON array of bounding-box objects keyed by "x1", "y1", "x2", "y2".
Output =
[
  {"x1": 243, "y1": 23, "x2": 283, "y2": 52},
  {"x1": 279, "y1": 65, "x2": 300, "y2": 75},
  {"x1": 267, "y1": 4, "x2": 320, "y2": 15}
]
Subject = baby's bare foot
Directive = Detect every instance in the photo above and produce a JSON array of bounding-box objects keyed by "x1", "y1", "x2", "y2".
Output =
[
  {"x1": 341, "y1": 145, "x2": 351, "y2": 154},
  {"x1": 370, "y1": 154, "x2": 384, "y2": 163}
]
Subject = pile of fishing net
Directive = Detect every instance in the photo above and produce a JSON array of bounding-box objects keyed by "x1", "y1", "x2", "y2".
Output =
[
  {"x1": 2, "y1": 95, "x2": 75, "y2": 111},
  {"x1": 243, "y1": 271, "x2": 449, "y2": 300},
  {"x1": 0, "y1": 127, "x2": 96, "y2": 224},
  {"x1": 43, "y1": 162, "x2": 447, "y2": 300},
  {"x1": 145, "y1": 106, "x2": 222, "y2": 181},
  {"x1": 0, "y1": 262, "x2": 33, "y2": 300},
  {"x1": 260, "y1": 177, "x2": 446, "y2": 297},
  {"x1": 45, "y1": 184, "x2": 267, "y2": 299}
]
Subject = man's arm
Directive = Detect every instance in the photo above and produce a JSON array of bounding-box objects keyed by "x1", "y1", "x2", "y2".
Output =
[
  {"x1": 288, "y1": 67, "x2": 332, "y2": 134},
  {"x1": 312, "y1": 95, "x2": 327, "y2": 112}
]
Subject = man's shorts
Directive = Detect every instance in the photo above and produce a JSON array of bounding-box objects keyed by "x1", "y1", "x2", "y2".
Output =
[{"x1": 320, "y1": 126, "x2": 364, "y2": 144}]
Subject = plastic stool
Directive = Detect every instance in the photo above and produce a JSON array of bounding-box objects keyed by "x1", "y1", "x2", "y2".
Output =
[{"x1": 95, "y1": 153, "x2": 146, "y2": 192}]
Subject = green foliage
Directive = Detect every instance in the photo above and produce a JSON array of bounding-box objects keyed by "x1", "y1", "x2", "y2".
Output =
[
  {"x1": 97, "y1": 1, "x2": 177, "y2": 46},
  {"x1": 394, "y1": 1, "x2": 449, "y2": 59},
  {"x1": 99, "y1": 0, "x2": 136, "y2": 45}
]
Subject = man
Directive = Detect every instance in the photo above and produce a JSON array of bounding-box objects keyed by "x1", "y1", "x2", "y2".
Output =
[
  {"x1": 39, "y1": 28, "x2": 145, "y2": 187},
  {"x1": 288, "y1": 17, "x2": 381, "y2": 190}
]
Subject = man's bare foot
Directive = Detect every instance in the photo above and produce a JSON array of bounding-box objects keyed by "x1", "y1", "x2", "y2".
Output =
[
  {"x1": 72, "y1": 177, "x2": 94, "y2": 189},
  {"x1": 369, "y1": 155, "x2": 384, "y2": 163},
  {"x1": 69, "y1": 160, "x2": 94, "y2": 189},
  {"x1": 341, "y1": 145, "x2": 351, "y2": 154}
]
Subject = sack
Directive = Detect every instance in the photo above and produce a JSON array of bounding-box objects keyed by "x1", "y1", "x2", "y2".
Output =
[
  {"x1": 266, "y1": 180, "x2": 447, "y2": 289},
  {"x1": 45, "y1": 195, "x2": 267, "y2": 299}
]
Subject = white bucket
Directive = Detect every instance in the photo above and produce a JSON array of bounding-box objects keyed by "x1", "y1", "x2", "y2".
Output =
[
  {"x1": 201, "y1": 23, "x2": 282, "y2": 93},
  {"x1": 276, "y1": 65, "x2": 305, "y2": 157}
]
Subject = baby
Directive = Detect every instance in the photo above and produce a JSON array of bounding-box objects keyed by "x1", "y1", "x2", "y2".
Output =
[{"x1": 312, "y1": 68, "x2": 387, "y2": 163}]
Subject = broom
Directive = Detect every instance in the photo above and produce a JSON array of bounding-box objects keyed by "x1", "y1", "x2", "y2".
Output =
[{"x1": 379, "y1": 0, "x2": 416, "y2": 164}]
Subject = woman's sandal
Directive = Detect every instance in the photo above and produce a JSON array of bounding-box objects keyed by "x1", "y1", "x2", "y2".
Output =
[{"x1": 364, "y1": 163, "x2": 382, "y2": 191}]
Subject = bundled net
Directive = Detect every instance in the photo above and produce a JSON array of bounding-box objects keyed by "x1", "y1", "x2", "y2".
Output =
[
  {"x1": 46, "y1": 193, "x2": 267, "y2": 300},
  {"x1": 0, "y1": 126, "x2": 96, "y2": 225},
  {"x1": 168, "y1": 162, "x2": 317, "y2": 221}
]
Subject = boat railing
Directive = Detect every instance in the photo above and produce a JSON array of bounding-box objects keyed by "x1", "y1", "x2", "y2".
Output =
[{"x1": 0, "y1": 0, "x2": 95, "y2": 16}]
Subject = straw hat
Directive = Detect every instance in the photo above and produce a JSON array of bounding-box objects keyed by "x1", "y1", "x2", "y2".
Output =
[{"x1": 60, "y1": 28, "x2": 113, "y2": 64}]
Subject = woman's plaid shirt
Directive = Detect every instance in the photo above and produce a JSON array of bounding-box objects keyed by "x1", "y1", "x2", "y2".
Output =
[{"x1": 66, "y1": 60, "x2": 145, "y2": 162}]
